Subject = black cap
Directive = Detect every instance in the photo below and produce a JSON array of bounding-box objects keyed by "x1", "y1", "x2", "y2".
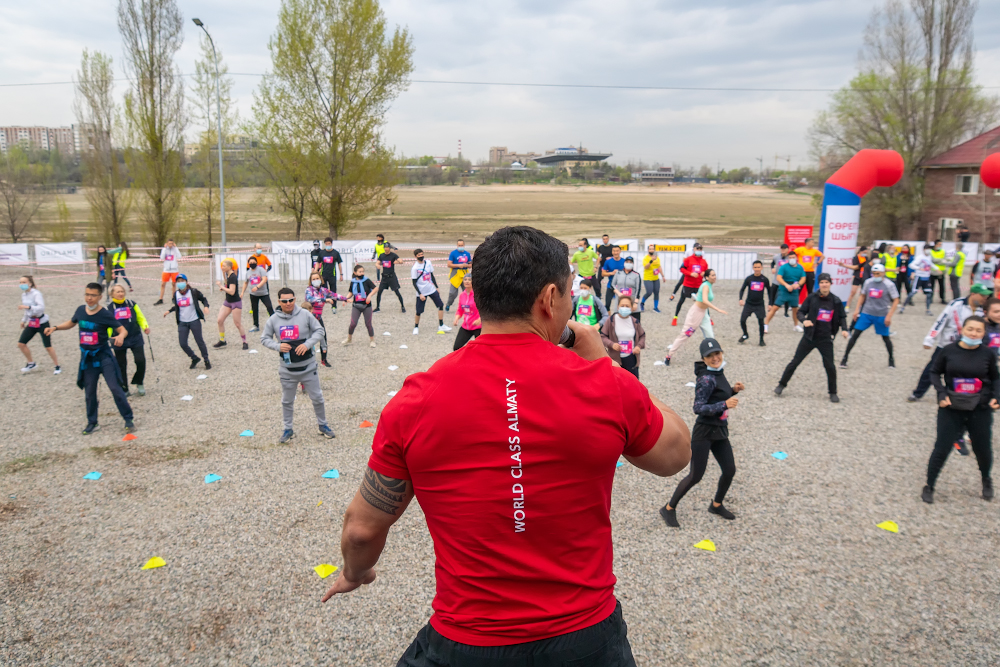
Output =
[
  {"x1": 699, "y1": 338, "x2": 723, "y2": 357},
  {"x1": 313, "y1": 239, "x2": 320, "y2": 246},
  {"x1": 817, "y1": 272, "x2": 832, "y2": 283},
  {"x1": 693, "y1": 242, "x2": 703, "y2": 249}
]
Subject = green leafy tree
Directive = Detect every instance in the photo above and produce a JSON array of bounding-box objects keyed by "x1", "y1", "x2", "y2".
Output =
[{"x1": 253, "y1": 0, "x2": 414, "y2": 239}]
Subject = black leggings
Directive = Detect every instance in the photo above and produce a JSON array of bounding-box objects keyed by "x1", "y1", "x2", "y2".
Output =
[
  {"x1": 740, "y1": 303, "x2": 766, "y2": 340},
  {"x1": 453, "y1": 327, "x2": 481, "y2": 351},
  {"x1": 674, "y1": 285, "x2": 697, "y2": 317},
  {"x1": 841, "y1": 327, "x2": 893, "y2": 363},
  {"x1": 250, "y1": 294, "x2": 274, "y2": 328},
  {"x1": 894, "y1": 273, "x2": 911, "y2": 296},
  {"x1": 620, "y1": 353, "x2": 638, "y2": 378},
  {"x1": 669, "y1": 435, "x2": 736, "y2": 508},
  {"x1": 114, "y1": 345, "x2": 146, "y2": 386},
  {"x1": 927, "y1": 405, "x2": 993, "y2": 488},
  {"x1": 376, "y1": 279, "x2": 405, "y2": 310}
]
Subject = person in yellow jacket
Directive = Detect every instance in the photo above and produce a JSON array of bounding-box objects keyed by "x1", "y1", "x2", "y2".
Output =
[
  {"x1": 947, "y1": 242, "x2": 966, "y2": 300},
  {"x1": 111, "y1": 242, "x2": 133, "y2": 291},
  {"x1": 883, "y1": 245, "x2": 900, "y2": 281},
  {"x1": 929, "y1": 239, "x2": 949, "y2": 304},
  {"x1": 107, "y1": 284, "x2": 149, "y2": 397},
  {"x1": 640, "y1": 244, "x2": 666, "y2": 312}
]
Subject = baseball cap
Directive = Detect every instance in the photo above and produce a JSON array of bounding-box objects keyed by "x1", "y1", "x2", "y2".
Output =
[
  {"x1": 870, "y1": 263, "x2": 886, "y2": 272},
  {"x1": 176, "y1": 273, "x2": 188, "y2": 282},
  {"x1": 699, "y1": 338, "x2": 723, "y2": 357},
  {"x1": 970, "y1": 283, "x2": 993, "y2": 296},
  {"x1": 817, "y1": 272, "x2": 832, "y2": 283},
  {"x1": 986, "y1": 248, "x2": 995, "y2": 255},
  {"x1": 693, "y1": 242, "x2": 703, "y2": 249}
]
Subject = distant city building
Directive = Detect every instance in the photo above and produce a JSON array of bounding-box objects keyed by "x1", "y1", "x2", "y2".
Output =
[
  {"x1": 535, "y1": 146, "x2": 611, "y2": 168},
  {"x1": 638, "y1": 167, "x2": 674, "y2": 182},
  {"x1": 0, "y1": 125, "x2": 83, "y2": 155},
  {"x1": 489, "y1": 146, "x2": 542, "y2": 165}
]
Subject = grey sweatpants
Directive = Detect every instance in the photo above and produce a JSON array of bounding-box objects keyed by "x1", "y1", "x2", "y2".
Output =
[
  {"x1": 447, "y1": 282, "x2": 460, "y2": 308},
  {"x1": 280, "y1": 368, "x2": 327, "y2": 430}
]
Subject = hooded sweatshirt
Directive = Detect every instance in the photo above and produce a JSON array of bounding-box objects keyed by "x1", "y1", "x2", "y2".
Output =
[
  {"x1": 260, "y1": 305, "x2": 325, "y2": 377},
  {"x1": 693, "y1": 360, "x2": 733, "y2": 434},
  {"x1": 21, "y1": 288, "x2": 48, "y2": 326}
]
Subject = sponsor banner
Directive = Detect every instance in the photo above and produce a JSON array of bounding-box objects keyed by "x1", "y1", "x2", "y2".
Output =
[
  {"x1": 0, "y1": 243, "x2": 29, "y2": 265},
  {"x1": 784, "y1": 225, "x2": 813, "y2": 249},
  {"x1": 644, "y1": 238, "x2": 696, "y2": 254},
  {"x1": 819, "y1": 203, "x2": 859, "y2": 303},
  {"x1": 35, "y1": 243, "x2": 84, "y2": 265}
]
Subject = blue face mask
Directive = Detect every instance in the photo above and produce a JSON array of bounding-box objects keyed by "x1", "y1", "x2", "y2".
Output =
[
  {"x1": 20, "y1": 284, "x2": 30, "y2": 291},
  {"x1": 618, "y1": 307, "x2": 631, "y2": 317},
  {"x1": 325, "y1": 245, "x2": 332, "y2": 250},
  {"x1": 176, "y1": 282, "x2": 188, "y2": 291},
  {"x1": 961, "y1": 336, "x2": 983, "y2": 346},
  {"x1": 707, "y1": 360, "x2": 727, "y2": 372}
]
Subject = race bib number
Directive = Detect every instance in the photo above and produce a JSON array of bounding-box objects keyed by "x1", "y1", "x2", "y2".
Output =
[
  {"x1": 953, "y1": 378, "x2": 982, "y2": 394},
  {"x1": 323, "y1": 256, "x2": 333, "y2": 264},
  {"x1": 750, "y1": 281, "x2": 764, "y2": 291},
  {"x1": 79, "y1": 331, "x2": 99, "y2": 345},
  {"x1": 620, "y1": 288, "x2": 632, "y2": 296},
  {"x1": 354, "y1": 294, "x2": 366, "y2": 302},
  {"x1": 165, "y1": 255, "x2": 174, "y2": 262},
  {"x1": 421, "y1": 273, "x2": 433, "y2": 283},
  {"x1": 989, "y1": 332, "x2": 1000, "y2": 348},
  {"x1": 250, "y1": 276, "x2": 261, "y2": 286},
  {"x1": 721, "y1": 409, "x2": 729, "y2": 421},
  {"x1": 691, "y1": 265, "x2": 702, "y2": 274},
  {"x1": 279, "y1": 325, "x2": 300, "y2": 341},
  {"x1": 653, "y1": 268, "x2": 661, "y2": 275},
  {"x1": 983, "y1": 273, "x2": 993, "y2": 281},
  {"x1": 461, "y1": 304, "x2": 472, "y2": 314},
  {"x1": 382, "y1": 260, "x2": 392, "y2": 268},
  {"x1": 578, "y1": 305, "x2": 593, "y2": 316},
  {"x1": 457, "y1": 254, "x2": 470, "y2": 265},
  {"x1": 868, "y1": 288, "x2": 883, "y2": 299},
  {"x1": 114, "y1": 307, "x2": 130, "y2": 320},
  {"x1": 28, "y1": 317, "x2": 40, "y2": 328},
  {"x1": 619, "y1": 340, "x2": 633, "y2": 355},
  {"x1": 817, "y1": 309, "x2": 833, "y2": 322},
  {"x1": 177, "y1": 296, "x2": 191, "y2": 307}
]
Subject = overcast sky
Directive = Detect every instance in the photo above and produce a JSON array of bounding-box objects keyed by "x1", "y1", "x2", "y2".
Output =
[{"x1": 2, "y1": 0, "x2": 999, "y2": 169}]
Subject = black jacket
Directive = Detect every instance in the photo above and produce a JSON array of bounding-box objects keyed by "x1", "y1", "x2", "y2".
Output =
[
  {"x1": 168, "y1": 287, "x2": 210, "y2": 324},
  {"x1": 798, "y1": 291, "x2": 847, "y2": 339}
]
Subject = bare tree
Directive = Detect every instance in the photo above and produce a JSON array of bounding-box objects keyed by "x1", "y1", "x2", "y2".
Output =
[
  {"x1": 0, "y1": 148, "x2": 49, "y2": 242},
  {"x1": 74, "y1": 49, "x2": 132, "y2": 245},
  {"x1": 247, "y1": 143, "x2": 313, "y2": 240},
  {"x1": 118, "y1": 0, "x2": 186, "y2": 247}
]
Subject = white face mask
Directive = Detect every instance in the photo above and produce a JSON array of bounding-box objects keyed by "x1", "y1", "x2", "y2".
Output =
[
  {"x1": 618, "y1": 307, "x2": 631, "y2": 317},
  {"x1": 624, "y1": 262, "x2": 634, "y2": 270},
  {"x1": 694, "y1": 250, "x2": 703, "y2": 257},
  {"x1": 788, "y1": 258, "x2": 797, "y2": 266},
  {"x1": 311, "y1": 280, "x2": 321, "y2": 287},
  {"x1": 579, "y1": 290, "x2": 591, "y2": 299},
  {"x1": 707, "y1": 360, "x2": 727, "y2": 372}
]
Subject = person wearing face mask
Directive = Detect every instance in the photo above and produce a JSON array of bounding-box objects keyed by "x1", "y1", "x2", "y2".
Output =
[
  {"x1": 17, "y1": 275, "x2": 60, "y2": 374},
  {"x1": 774, "y1": 274, "x2": 848, "y2": 402},
  {"x1": 304, "y1": 270, "x2": 348, "y2": 366},
  {"x1": 611, "y1": 257, "x2": 643, "y2": 323},
  {"x1": 163, "y1": 274, "x2": 211, "y2": 370},
  {"x1": 242, "y1": 256, "x2": 274, "y2": 333},
  {"x1": 310, "y1": 240, "x2": 323, "y2": 272},
  {"x1": 792, "y1": 238, "x2": 824, "y2": 297},
  {"x1": 764, "y1": 252, "x2": 806, "y2": 333},
  {"x1": 373, "y1": 243, "x2": 405, "y2": 313},
  {"x1": 246, "y1": 243, "x2": 272, "y2": 273},
  {"x1": 664, "y1": 269, "x2": 725, "y2": 366},
  {"x1": 451, "y1": 273, "x2": 482, "y2": 351},
  {"x1": 570, "y1": 238, "x2": 599, "y2": 288},
  {"x1": 922, "y1": 315, "x2": 998, "y2": 504},
  {"x1": 154, "y1": 239, "x2": 182, "y2": 305},
  {"x1": 372, "y1": 234, "x2": 386, "y2": 281},
  {"x1": 840, "y1": 264, "x2": 899, "y2": 369},
  {"x1": 107, "y1": 284, "x2": 149, "y2": 396},
  {"x1": 314, "y1": 237, "x2": 344, "y2": 313},
  {"x1": 446, "y1": 239, "x2": 473, "y2": 312},
  {"x1": 410, "y1": 248, "x2": 451, "y2": 335},
  {"x1": 672, "y1": 243, "x2": 709, "y2": 326},
  {"x1": 601, "y1": 296, "x2": 645, "y2": 379},
  {"x1": 261, "y1": 287, "x2": 336, "y2": 444},
  {"x1": 572, "y1": 279, "x2": 608, "y2": 330},
  {"x1": 44, "y1": 283, "x2": 134, "y2": 435},
  {"x1": 738, "y1": 260, "x2": 771, "y2": 346},
  {"x1": 343, "y1": 264, "x2": 377, "y2": 348},
  {"x1": 661, "y1": 338, "x2": 742, "y2": 528},
  {"x1": 95, "y1": 245, "x2": 111, "y2": 298},
  {"x1": 907, "y1": 283, "x2": 992, "y2": 403},
  {"x1": 769, "y1": 244, "x2": 792, "y2": 317},
  {"x1": 600, "y1": 246, "x2": 625, "y2": 311},
  {"x1": 640, "y1": 245, "x2": 666, "y2": 313},
  {"x1": 970, "y1": 247, "x2": 998, "y2": 291},
  {"x1": 214, "y1": 259, "x2": 247, "y2": 350},
  {"x1": 901, "y1": 247, "x2": 935, "y2": 315},
  {"x1": 595, "y1": 234, "x2": 615, "y2": 301}
]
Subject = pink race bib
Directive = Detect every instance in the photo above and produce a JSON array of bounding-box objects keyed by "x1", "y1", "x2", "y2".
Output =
[
  {"x1": 177, "y1": 296, "x2": 191, "y2": 307},
  {"x1": 79, "y1": 331, "x2": 99, "y2": 345},
  {"x1": 983, "y1": 273, "x2": 993, "y2": 281},
  {"x1": 165, "y1": 255, "x2": 174, "y2": 262},
  {"x1": 323, "y1": 256, "x2": 333, "y2": 263},
  {"x1": 953, "y1": 378, "x2": 982, "y2": 394},
  {"x1": 578, "y1": 305, "x2": 593, "y2": 316},
  {"x1": 382, "y1": 260, "x2": 392, "y2": 268},
  {"x1": 114, "y1": 307, "x2": 130, "y2": 320},
  {"x1": 989, "y1": 333, "x2": 1000, "y2": 348},
  {"x1": 461, "y1": 304, "x2": 472, "y2": 314},
  {"x1": 653, "y1": 268, "x2": 661, "y2": 275},
  {"x1": 750, "y1": 281, "x2": 764, "y2": 291},
  {"x1": 691, "y1": 265, "x2": 702, "y2": 274},
  {"x1": 27, "y1": 317, "x2": 40, "y2": 328},
  {"x1": 868, "y1": 288, "x2": 883, "y2": 299},
  {"x1": 279, "y1": 325, "x2": 300, "y2": 341},
  {"x1": 620, "y1": 288, "x2": 632, "y2": 296},
  {"x1": 817, "y1": 309, "x2": 833, "y2": 322},
  {"x1": 250, "y1": 276, "x2": 261, "y2": 286},
  {"x1": 421, "y1": 273, "x2": 432, "y2": 283},
  {"x1": 619, "y1": 340, "x2": 633, "y2": 355}
]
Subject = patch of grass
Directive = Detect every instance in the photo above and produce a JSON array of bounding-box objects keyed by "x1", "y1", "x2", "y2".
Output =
[{"x1": 1, "y1": 452, "x2": 74, "y2": 475}]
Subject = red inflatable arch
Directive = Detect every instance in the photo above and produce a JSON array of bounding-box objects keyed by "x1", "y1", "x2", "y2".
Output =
[
  {"x1": 981, "y1": 153, "x2": 1000, "y2": 190},
  {"x1": 826, "y1": 149, "x2": 905, "y2": 198}
]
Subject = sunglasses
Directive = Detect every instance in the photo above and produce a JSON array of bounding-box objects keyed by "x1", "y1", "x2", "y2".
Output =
[{"x1": 279, "y1": 298, "x2": 295, "y2": 304}]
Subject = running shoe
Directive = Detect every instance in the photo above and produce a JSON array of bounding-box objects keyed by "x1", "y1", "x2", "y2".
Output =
[
  {"x1": 921, "y1": 485, "x2": 934, "y2": 504},
  {"x1": 369, "y1": 341, "x2": 376, "y2": 348},
  {"x1": 318, "y1": 424, "x2": 336, "y2": 439},
  {"x1": 759, "y1": 340, "x2": 766, "y2": 347},
  {"x1": 21, "y1": 362, "x2": 37, "y2": 373},
  {"x1": 189, "y1": 357, "x2": 201, "y2": 369},
  {"x1": 888, "y1": 357, "x2": 896, "y2": 369},
  {"x1": 738, "y1": 334, "x2": 748, "y2": 344},
  {"x1": 829, "y1": 394, "x2": 840, "y2": 403},
  {"x1": 984, "y1": 478, "x2": 994, "y2": 501},
  {"x1": 321, "y1": 359, "x2": 332, "y2": 367},
  {"x1": 440, "y1": 324, "x2": 453, "y2": 332},
  {"x1": 955, "y1": 440, "x2": 970, "y2": 456},
  {"x1": 925, "y1": 309, "x2": 933, "y2": 316},
  {"x1": 898, "y1": 306, "x2": 905, "y2": 314},
  {"x1": 669, "y1": 294, "x2": 675, "y2": 301},
  {"x1": 708, "y1": 502, "x2": 736, "y2": 520},
  {"x1": 53, "y1": 366, "x2": 62, "y2": 374},
  {"x1": 341, "y1": 338, "x2": 352, "y2": 346},
  {"x1": 671, "y1": 316, "x2": 678, "y2": 326},
  {"x1": 653, "y1": 307, "x2": 661, "y2": 313},
  {"x1": 279, "y1": 429, "x2": 295, "y2": 444},
  {"x1": 906, "y1": 394, "x2": 920, "y2": 402},
  {"x1": 401, "y1": 307, "x2": 406, "y2": 313},
  {"x1": 372, "y1": 308, "x2": 380, "y2": 313},
  {"x1": 124, "y1": 420, "x2": 135, "y2": 434},
  {"x1": 249, "y1": 327, "x2": 260, "y2": 333},
  {"x1": 213, "y1": 340, "x2": 227, "y2": 348},
  {"x1": 413, "y1": 327, "x2": 419, "y2": 335},
  {"x1": 82, "y1": 423, "x2": 100, "y2": 435},
  {"x1": 659, "y1": 506, "x2": 679, "y2": 528},
  {"x1": 784, "y1": 311, "x2": 790, "y2": 318},
  {"x1": 242, "y1": 342, "x2": 249, "y2": 350},
  {"x1": 773, "y1": 385, "x2": 784, "y2": 396},
  {"x1": 137, "y1": 385, "x2": 145, "y2": 396},
  {"x1": 663, "y1": 357, "x2": 671, "y2": 367},
  {"x1": 153, "y1": 299, "x2": 164, "y2": 306},
  {"x1": 764, "y1": 324, "x2": 769, "y2": 334},
  {"x1": 204, "y1": 360, "x2": 212, "y2": 370},
  {"x1": 839, "y1": 360, "x2": 848, "y2": 369},
  {"x1": 640, "y1": 304, "x2": 645, "y2": 312},
  {"x1": 445, "y1": 306, "x2": 450, "y2": 312},
  {"x1": 794, "y1": 325, "x2": 804, "y2": 333}
]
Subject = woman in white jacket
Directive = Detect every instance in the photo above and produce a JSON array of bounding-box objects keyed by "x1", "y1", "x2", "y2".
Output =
[{"x1": 17, "y1": 276, "x2": 60, "y2": 373}]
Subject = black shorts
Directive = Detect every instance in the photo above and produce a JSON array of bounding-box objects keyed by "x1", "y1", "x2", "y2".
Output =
[
  {"x1": 852, "y1": 277, "x2": 864, "y2": 286},
  {"x1": 416, "y1": 291, "x2": 444, "y2": 315},
  {"x1": 19, "y1": 326, "x2": 51, "y2": 347},
  {"x1": 380, "y1": 273, "x2": 400, "y2": 291}
]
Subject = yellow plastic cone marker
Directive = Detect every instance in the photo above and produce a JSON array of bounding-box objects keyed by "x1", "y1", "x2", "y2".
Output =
[
  {"x1": 693, "y1": 540, "x2": 716, "y2": 552},
  {"x1": 317, "y1": 501, "x2": 323, "y2": 506},
  {"x1": 877, "y1": 520, "x2": 899, "y2": 533},
  {"x1": 314, "y1": 563, "x2": 338, "y2": 579},
  {"x1": 141, "y1": 557, "x2": 166, "y2": 570}
]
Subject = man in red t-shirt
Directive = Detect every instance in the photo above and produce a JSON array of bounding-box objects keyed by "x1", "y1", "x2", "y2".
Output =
[
  {"x1": 671, "y1": 242, "x2": 710, "y2": 326},
  {"x1": 322, "y1": 226, "x2": 691, "y2": 666}
]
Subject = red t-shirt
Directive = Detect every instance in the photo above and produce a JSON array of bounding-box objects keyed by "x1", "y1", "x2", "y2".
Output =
[
  {"x1": 681, "y1": 255, "x2": 709, "y2": 288},
  {"x1": 368, "y1": 332, "x2": 663, "y2": 646}
]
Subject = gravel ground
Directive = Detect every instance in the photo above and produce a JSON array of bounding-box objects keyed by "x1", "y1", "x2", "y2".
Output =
[{"x1": 2, "y1": 277, "x2": 999, "y2": 666}]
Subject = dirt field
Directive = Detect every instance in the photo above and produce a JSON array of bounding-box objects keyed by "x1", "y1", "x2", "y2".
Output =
[{"x1": 31, "y1": 184, "x2": 817, "y2": 246}]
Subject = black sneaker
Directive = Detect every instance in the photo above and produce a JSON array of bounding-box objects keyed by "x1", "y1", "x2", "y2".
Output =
[
  {"x1": 153, "y1": 299, "x2": 163, "y2": 306},
  {"x1": 921, "y1": 485, "x2": 934, "y2": 504},
  {"x1": 373, "y1": 308, "x2": 380, "y2": 313},
  {"x1": 663, "y1": 357, "x2": 671, "y2": 367},
  {"x1": 242, "y1": 342, "x2": 249, "y2": 350},
  {"x1": 830, "y1": 393, "x2": 840, "y2": 403},
  {"x1": 759, "y1": 340, "x2": 766, "y2": 347},
  {"x1": 708, "y1": 502, "x2": 736, "y2": 520},
  {"x1": 839, "y1": 360, "x2": 848, "y2": 369},
  {"x1": 124, "y1": 420, "x2": 135, "y2": 434},
  {"x1": 279, "y1": 429, "x2": 295, "y2": 444},
  {"x1": 401, "y1": 307, "x2": 407, "y2": 313},
  {"x1": 659, "y1": 506, "x2": 679, "y2": 528},
  {"x1": 82, "y1": 423, "x2": 100, "y2": 435},
  {"x1": 321, "y1": 359, "x2": 331, "y2": 368},
  {"x1": 204, "y1": 360, "x2": 212, "y2": 370},
  {"x1": 738, "y1": 334, "x2": 748, "y2": 344},
  {"x1": 189, "y1": 357, "x2": 201, "y2": 369},
  {"x1": 906, "y1": 394, "x2": 919, "y2": 402},
  {"x1": 774, "y1": 384, "x2": 784, "y2": 396},
  {"x1": 888, "y1": 357, "x2": 896, "y2": 369},
  {"x1": 213, "y1": 340, "x2": 227, "y2": 349},
  {"x1": 983, "y1": 478, "x2": 994, "y2": 501},
  {"x1": 955, "y1": 440, "x2": 970, "y2": 456}
]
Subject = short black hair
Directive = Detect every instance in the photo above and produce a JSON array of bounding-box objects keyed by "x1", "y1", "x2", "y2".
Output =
[
  {"x1": 472, "y1": 226, "x2": 570, "y2": 322},
  {"x1": 324, "y1": 237, "x2": 333, "y2": 244},
  {"x1": 780, "y1": 243, "x2": 789, "y2": 249},
  {"x1": 86, "y1": 282, "x2": 104, "y2": 293},
  {"x1": 753, "y1": 260, "x2": 762, "y2": 266},
  {"x1": 580, "y1": 279, "x2": 594, "y2": 289},
  {"x1": 413, "y1": 248, "x2": 423, "y2": 257},
  {"x1": 934, "y1": 239, "x2": 943, "y2": 245},
  {"x1": 964, "y1": 314, "x2": 987, "y2": 328},
  {"x1": 377, "y1": 234, "x2": 384, "y2": 240},
  {"x1": 277, "y1": 287, "x2": 295, "y2": 298},
  {"x1": 985, "y1": 296, "x2": 1000, "y2": 310}
]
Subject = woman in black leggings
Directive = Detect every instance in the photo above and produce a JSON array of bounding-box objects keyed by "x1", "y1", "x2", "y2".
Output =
[
  {"x1": 343, "y1": 264, "x2": 377, "y2": 348},
  {"x1": 661, "y1": 337, "x2": 742, "y2": 528}
]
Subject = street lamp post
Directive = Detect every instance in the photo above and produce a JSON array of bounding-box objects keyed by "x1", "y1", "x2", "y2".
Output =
[{"x1": 192, "y1": 18, "x2": 226, "y2": 251}]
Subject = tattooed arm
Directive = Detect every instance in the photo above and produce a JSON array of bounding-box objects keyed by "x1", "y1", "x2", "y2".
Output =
[{"x1": 320, "y1": 467, "x2": 415, "y2": 602}]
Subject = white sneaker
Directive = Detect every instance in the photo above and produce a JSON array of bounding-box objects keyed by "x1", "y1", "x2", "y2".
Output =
[
  {"x1": 412, "y1": 327, "x2": 419, "y2": 335},
  {"x1": 21, "y1": 362, "x2": 36, "y2": 373},
  {"x1": 440, "y1": 324, "x2": 453, "y2": 332},
  {"x1": 794, "y1": 325, "x2": 804, "y2": 333},
  {"x1": 369, "y1": 341, "x2": 376, "y2": 348},
  {"x1": 53, "y1": 366, "x2": 62, "y2": 375},
  {"x1": 764, "y1": 324, "x2": 769, "y2": 334},
  {"x1": 436, "y1": 327, "x2": 447, "y2": 334},
  {"x1": 341, "y1": 338, "x2": 352, "y2": 346}
]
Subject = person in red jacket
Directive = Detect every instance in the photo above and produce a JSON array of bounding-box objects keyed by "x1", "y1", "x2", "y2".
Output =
[{"x1": 672, "y1": 243, "x2": 710, "y2": 326}]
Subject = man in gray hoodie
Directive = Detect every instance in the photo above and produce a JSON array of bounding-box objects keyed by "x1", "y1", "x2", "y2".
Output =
[{"x1": 261, "y1": 286, "x2": 336, "y2": 443}]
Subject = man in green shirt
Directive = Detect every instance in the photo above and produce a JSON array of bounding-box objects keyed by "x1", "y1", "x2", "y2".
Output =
[{"x1": 571, "y1": 239, "x2": 599, "y2": 283}]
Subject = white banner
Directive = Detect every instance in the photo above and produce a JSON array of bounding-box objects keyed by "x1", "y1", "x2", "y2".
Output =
[
  {"x1": 271, "y1": 240, "x2": 314, "y2": 253},
  {"x1": 0, "y1": 243, "x2": 29, "y2": 265},
  {"x1": 821, "y1": 205, "x2": 861, "y2": 302},
  {"x1": 34, "y1": 242, "x2": 84, "y2": 265},
  {"x1": 656, "y1": 252, "x2": 759, "y2": 281},
  {"x1": 613, "y1": 238, "x2": 640, "y2": 253}
]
